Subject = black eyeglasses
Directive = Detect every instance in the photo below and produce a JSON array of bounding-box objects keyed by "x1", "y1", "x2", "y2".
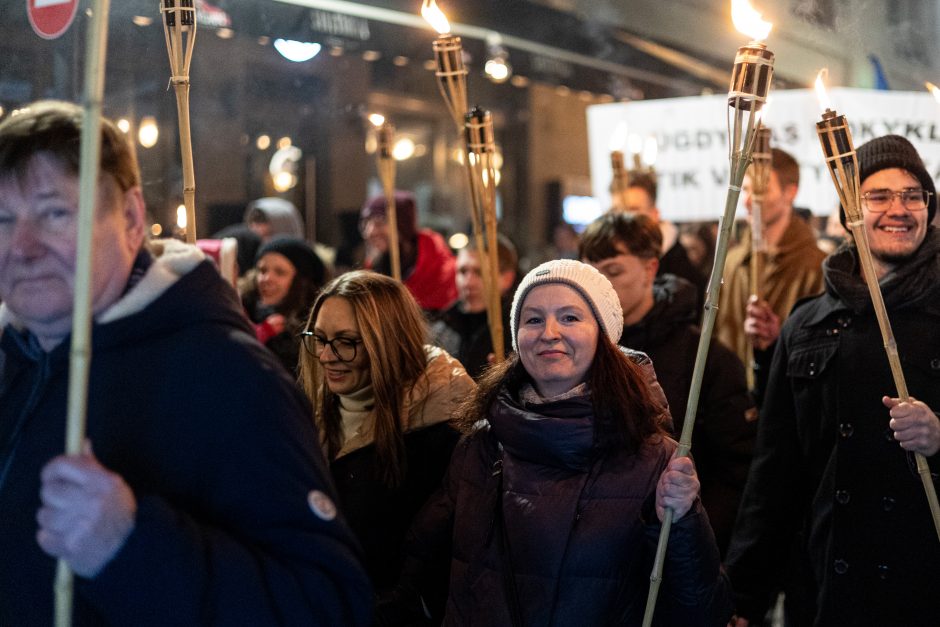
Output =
[
  {"x1": 300, "y1": 332, "x2": 362, "y2": 362},
  {"x1": 861, "y1": 189, "x2": 932, "y2": 213}
]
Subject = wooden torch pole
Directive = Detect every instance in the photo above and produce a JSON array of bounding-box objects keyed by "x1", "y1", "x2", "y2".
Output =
[
  {"x1": 160, "y1": 0, "x2": 197, "y2": 243},
  {"x1": 642, "y1": 37, "x2": 774, "y2": 627},
  {"x1": 465, "y1": 107, "x2": 504, "y2": 362},
  {"x1": 55, "y1": 2, "x2": 113, "y2": 626},
  {"x1": 376, "y1": 122, "x2": 401, "y2": 281},
  {"x1": 745, "y1": 125, "x2": 772, "y2": 391}
]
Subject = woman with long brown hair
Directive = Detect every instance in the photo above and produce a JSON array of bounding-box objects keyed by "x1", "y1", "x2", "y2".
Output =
[
  {"x1": 299, "y1": 270, "x2": 475, "y2": 597},
  {"x1": 386, "y1": 260, "x2": 731, "y2": 626}
]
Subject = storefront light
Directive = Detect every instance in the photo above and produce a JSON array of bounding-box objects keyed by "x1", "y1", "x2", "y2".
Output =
[
  {"x1": 273, "y1": 38, "x2": 321, "y2": 62},
  {"x1": 138, "y1": 116, "x2": 159, "y2": 148}
]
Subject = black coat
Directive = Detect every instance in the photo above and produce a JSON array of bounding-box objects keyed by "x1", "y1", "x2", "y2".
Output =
[
  {"x1": 332, "y1": 421, "x2": 460, "y2": 592},
  {"x1": 727, "y1": 229, "x2": 940, "y2": 626},
  {"x1": 430, "y1": 298, "x2": 513, "y2": 380},
  {"x1": 401, "y1": 387, "x2": 732, "y2": 627},
  {"x1": 0, "y1": 248, "x2": 370, "y2": 626},
  {"x1": 620, "y1": 275, "x2": 755, "y2": 557}
]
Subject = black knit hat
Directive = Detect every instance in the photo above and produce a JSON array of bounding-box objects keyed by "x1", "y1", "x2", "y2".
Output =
[
  {"x1": 842, "y1": 134, "x2": 936, "y2": 227},
  {"x1": 256, "y1": 236, "x2": 326, "y2": 287}
]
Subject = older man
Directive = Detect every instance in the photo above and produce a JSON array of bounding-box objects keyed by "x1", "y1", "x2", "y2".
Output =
[
  {"x1": 727, "y1": 135, "x2": 940, "y2": 626},
  {"x1": 0, "y1": 101, "x2": 370, "y2": 625}
]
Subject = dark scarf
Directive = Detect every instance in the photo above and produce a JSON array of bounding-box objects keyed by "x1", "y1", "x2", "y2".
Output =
[
  {"x1": 487, "y1": 387, "x2": 595, "y2": 472},
  {"x1": 823, "y1": 226, "x2": 940, "y2": 313}
]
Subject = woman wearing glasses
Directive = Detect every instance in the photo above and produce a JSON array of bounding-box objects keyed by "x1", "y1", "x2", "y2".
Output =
[{"x1": 299, "y1": 270, "x2": 475, "y2": 599}]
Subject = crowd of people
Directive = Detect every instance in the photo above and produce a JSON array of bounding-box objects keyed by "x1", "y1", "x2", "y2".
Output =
[{"x1": 1, "y1": 99, "x2": 939, "y2": 627}]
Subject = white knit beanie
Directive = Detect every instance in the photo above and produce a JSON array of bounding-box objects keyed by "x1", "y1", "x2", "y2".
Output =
[{"x1": 510, "y1": 259, "x2": 623, "y2": 351}]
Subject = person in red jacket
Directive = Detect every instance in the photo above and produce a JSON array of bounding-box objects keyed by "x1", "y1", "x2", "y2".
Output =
[{"x1": 360, "y1": 191, "x2": 457, "y2": 313}]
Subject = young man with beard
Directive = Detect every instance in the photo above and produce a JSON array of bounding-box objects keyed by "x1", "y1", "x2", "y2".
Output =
[
  {"x1": 716, "y1": 149, "x2": 826, "y2": 405},
  {"x1": 727, "y1": 135, "x2": 940, "y2": 626}
]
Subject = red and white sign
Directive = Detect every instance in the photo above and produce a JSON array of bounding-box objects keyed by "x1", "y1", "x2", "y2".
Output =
[{"x1": 28, "y1": 0, "x2": 79, "y2": 40}]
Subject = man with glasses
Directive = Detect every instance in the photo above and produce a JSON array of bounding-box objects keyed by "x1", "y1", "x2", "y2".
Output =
[
  {"x1": 0, "y1": 101, "x2": 371, "y2": 625},
  {"x1": 727, "y1": 135, "x2": 940, "y2": 626}
]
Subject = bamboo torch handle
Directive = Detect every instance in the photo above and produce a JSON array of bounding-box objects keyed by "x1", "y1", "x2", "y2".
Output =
[
  {"x1": 849, "y1": 221, "x2": 940, "y2": 540},
  {"x1": 56, "y1": 1, "x2": 113, "y2": 625},
  {"x1": 172, "y1": 80, "x2": 196, "y2": 243},
  {"x1": 642, "y1": 144, "x2": 753, "y2": 627},
  {"x1": 383, "y1": 182, "x2": 401, "y2": 281},
  {"x1": 483, "y1": 201, "x2": 504, "y2": 362}
]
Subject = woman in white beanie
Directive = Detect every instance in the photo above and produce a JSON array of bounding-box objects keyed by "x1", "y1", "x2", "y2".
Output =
[{"x1": 382, "y1": 259, "x2": 731, "y2": 626}]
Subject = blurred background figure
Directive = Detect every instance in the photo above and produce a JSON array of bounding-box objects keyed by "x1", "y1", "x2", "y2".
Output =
[
  {"x1": 430, "y1": 234, "x2": 519, "y2": 379},
  {"x1": 212, "y1": 223, "x2": 262, "y2": 278},
  {"x1": 360, "y1": 191, "x2": 457, "y2": 314},
  {"x1": 551, "y1": 221, "x2": 581, "y2": 260},
  {"x1": 299, "y1": 271, "x2": 474, "y2": 602},
  {"x1": 616, "y1": 172, "x2": 708, "y2": 308},
  {"x1": 244, "y1": 196, "x2": 305, "y2": 242},
  {"x1": 716, "y1": 148, "x2": 826, "y2": 407},
  {"x1": 241, "y1": 236, "x2": 326, "y2": 375}
]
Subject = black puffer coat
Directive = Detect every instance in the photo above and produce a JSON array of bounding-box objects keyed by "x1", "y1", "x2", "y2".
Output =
[
  {"x1": 727, "y1": 228, "x2": 940, "y2": 626},
  {"x1": 620, "y1": 275, "x2": 755, "y2": 556},
  {"x1": 404, "y1": 387, "x2": 732, "y2": 627}
]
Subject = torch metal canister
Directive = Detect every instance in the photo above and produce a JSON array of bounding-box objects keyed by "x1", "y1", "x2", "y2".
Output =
[
  {"x1": 465, "y1": 107, "x2": 504, "y2": 362},
  {"x1": 160, "y1": 0, "x2": 197, "y2": 242},
  {"x1": 815, "y1": 107, "x2": 940, "y2": 541},
  {"x1": 433, "y1": 34, "x2": 468, "y2": 131}
]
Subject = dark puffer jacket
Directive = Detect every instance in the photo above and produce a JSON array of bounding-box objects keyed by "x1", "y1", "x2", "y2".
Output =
[
  {"x1": 620, "y1": 274, "x2": 755, "y2": 556},
  {"x1": 403, "y1": 387, "x2": 732, "y2": 627},
  {"x1": 727, "y1": 228, "x2": 940, "y2": 626}
]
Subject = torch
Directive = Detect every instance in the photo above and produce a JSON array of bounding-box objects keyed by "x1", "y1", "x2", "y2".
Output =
[
  {"x1": 610, "y1": 150, "x2": 629, "y2": 211},
  {"x1": 422, "y1": 0, "x2": 468, "y2": 132},
  {"x1": 160, "y1": 0, "x2": 198, "y2": 243},
  {"x1": 643, "y1": 1, "x2": 773, "y2": 623},
  {"x1": 814, "y1": 70, "x2": 940, "y2": 540},
  {"x1": 374, "y1": 119, "x2": 402, "y2": 281},
  {"x1": 57, "y1": 2, "x2": 113, "y2": 625},
  {"x1": 745, "y1": 124, "x2": 772, "y2": 391},
  {"x1": 465, "y1": 107, "x2": 504, "y2": 362}
]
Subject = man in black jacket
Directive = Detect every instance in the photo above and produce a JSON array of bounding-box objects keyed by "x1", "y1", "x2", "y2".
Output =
[
  {"x1": 726, "y1": 135, "x2": 940, "y2": 627},
  {"x1": 0, "y1": 101, "x2": 371, "y2": 625},
  {"x1": 580, "y1": 211, "x2": 755, "y2": 556}
]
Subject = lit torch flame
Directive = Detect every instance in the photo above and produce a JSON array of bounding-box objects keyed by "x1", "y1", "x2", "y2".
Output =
[
  {"x1": 814, "y1": 68, "x2": 832, "y2": 112},
  {"x1": 731, "y1": 0, "x2": 772, "y2": 42},
  {"x1": 926, "y1": 81, "x2": 940, "y2": 104},
  {"x1": 421, "y1": 0, "x2": 451, "y2": 35},
  {"x1": 368, "y1": 113, "x2": 386, "y2": 127}
]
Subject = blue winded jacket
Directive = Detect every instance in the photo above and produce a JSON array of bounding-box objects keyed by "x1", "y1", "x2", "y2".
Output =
[
  {"x1": 403, "y1": 384, "x2": 732, "y2": 626},
  {"x1": 0, "y1": 242, "x2": 371, "y2": 626}
]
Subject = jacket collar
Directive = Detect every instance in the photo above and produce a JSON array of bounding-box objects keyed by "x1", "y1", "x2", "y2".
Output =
[{"x1": 488, "y1": 386, "x2": 595, "y2": 472}]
